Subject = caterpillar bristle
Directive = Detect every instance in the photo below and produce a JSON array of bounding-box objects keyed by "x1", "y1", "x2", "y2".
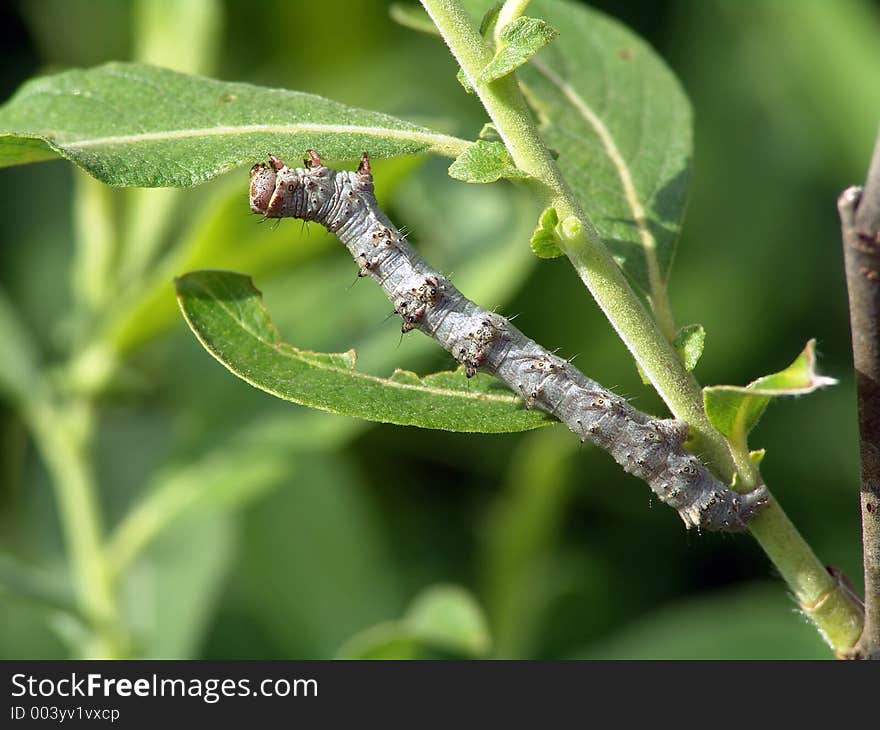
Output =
[{"x1": 250, "y1": 153, "x2": 769, "y2": 534}]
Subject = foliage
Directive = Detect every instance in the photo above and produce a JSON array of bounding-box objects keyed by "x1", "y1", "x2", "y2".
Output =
[
  {"x1": 175, "y1": 270, "x2": 551, "y2": 432},
  {"x1": 0, "y1": 0, "x2": 873, "y2": 660}
]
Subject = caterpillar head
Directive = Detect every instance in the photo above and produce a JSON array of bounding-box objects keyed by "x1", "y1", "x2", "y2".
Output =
[{"x1": 249, "y1": 157, "x2": 279, "y2": 215}]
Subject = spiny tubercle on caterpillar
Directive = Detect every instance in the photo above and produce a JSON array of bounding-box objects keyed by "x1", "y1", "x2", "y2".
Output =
[{"x1": 249, "y1": 151, "x2": 769, "y2": 532}]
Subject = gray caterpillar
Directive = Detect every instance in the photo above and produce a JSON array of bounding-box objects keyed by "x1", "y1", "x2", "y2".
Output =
[{"x1": 250, "y1": 151, "x2": 769, "y2": 532}]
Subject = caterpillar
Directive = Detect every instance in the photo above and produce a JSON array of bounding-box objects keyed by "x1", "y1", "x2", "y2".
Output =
[{"x1": 250, "y1": 151, "x2": 769, "y2": 532}]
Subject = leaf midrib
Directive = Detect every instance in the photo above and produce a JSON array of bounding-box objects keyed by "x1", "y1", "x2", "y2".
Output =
[{"x1": 49, "y1": 123, "x2": 470, "y2": 157}]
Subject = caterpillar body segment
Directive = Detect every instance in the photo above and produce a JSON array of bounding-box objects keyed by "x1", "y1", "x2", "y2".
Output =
[{"x1": 249, "y1": 152, "x2": 769, "y2": 532}]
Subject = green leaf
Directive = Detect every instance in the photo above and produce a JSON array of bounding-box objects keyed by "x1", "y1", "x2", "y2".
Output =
[
  {"x1": 175, "y1": 270, "x2": 552, "y2": 433},
  {"x1": 103, "y1": 157, "x2": 417, "y2": 354},
  {"x1": 0, "y1": 553, "x2": 78, "y2": 617},
  {"x1": 335, "y1": 622, "x2": 423, "y2": 660},
  {"x1": 389, "y1": 2, "x2": 440, "y2": 36},
  {"x1": 574, "y1": 584, "x2": 831, "y2": 659},
  {"x1": 119, "y1": 508, "x2": 234, "y2": 659},
  {"x1": 448, "y1": 139, "x2": 529, "y2": 183},
  {"x1": 478, "y1": 17, "x2": 558, "y2": 84},
  {"x1": 116, "y1": 0, "x2": 225, "y2": 286},
  {"x1": 405, "y1": 585, "x2": 491, "y2": 656},
  {"x1": 236, "y1": 454, "x2": 403, "y2": 658},
  {"x1": 337, "y1": 584, "x2": 491, "y2": 659},
  {"x1": 478, "y1": 2, "x2": 504, "y2": 38},
  {"x1": 636, "y1": 322, "x2": 705, "y2": 385},
  {"x1": 0, "y1": 62, "x2": 469, "y2": 186},
  {"x1": 106, "y1": 416, "x2": 301, "y2": 576},
  {"x1": 674, "y1": 323, "x2": 705, "y2": 372},
  {"x1": 703, "y1": 339, "x2": 836, "y2": 445},
  {"x1": 482, "y1": 427, "x2": 575, "y2": 658},
  {"x1": 478, "y1": 122, "x2": 501, "y2": 141},
  {"x1": 0, "y1": 286, "x2": 40, "y2": 403},
  {"x1": 529, "y1": 206, "x2": 563, "y2": 258},
  {"x1": 466, "y1": 0, "x2": 692, "y2": 298},
  {"x1": 456, "y1": 67, "x2": 475, "y2": 94}
]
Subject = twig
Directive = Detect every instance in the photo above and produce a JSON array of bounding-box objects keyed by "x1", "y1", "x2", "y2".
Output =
[
  {"x1": 419, "y1": 0, "x2": 863, "y2": 655},
  {"x1": 839, "y1": 125, "x2": 880, "y2": 659},
  {"x1": 250, "y1": 151, "x2": 768, "y2": 532}
]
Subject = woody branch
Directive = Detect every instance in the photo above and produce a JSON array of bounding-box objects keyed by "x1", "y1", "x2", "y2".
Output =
[{"x1": 839, "y1": 125, "x2": 880, "y2": 659}]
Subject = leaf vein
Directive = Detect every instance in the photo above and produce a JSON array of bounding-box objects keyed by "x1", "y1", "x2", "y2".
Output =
[
  {"x1": 531, "y1": 58, "x2": 665, "y2": 296},
  {"x1": 60, "y1": 123, "x2": 470, "y2": 157}
]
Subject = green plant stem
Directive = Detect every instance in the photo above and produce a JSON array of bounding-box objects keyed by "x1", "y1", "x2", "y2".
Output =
[
  {"x1": 23, "y1": 395, "x2": 125, "y2": 658},
  {"x1": 422, "y1": 0, "x2": 721, "y2": 468},
  {"x1": 420, "y1": 0, "x2": 864, "y2": 654}
]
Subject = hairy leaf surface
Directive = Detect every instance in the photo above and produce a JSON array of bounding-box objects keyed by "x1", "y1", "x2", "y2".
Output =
[
  {"x1": 462, "y1": 0, "x2": 692, "y2": 298},
  {"x1": 0, "y1": 62, "x2": 469, "y2": 186}
]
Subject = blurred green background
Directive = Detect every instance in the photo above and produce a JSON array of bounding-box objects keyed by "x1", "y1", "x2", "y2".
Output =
[{"x1": 1, "y1": 0, "x2": 878, "y2": 659}]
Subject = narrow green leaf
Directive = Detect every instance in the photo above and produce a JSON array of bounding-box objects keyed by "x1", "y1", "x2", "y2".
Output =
[
  {"x1": 478, "y1": 122, "x2": 501, "y2": 141},
  {"x1": 103, "y1": 157, "x2": 417, "y2": 355},
  {"x1": 0, "y1": 286, "x2": 40, "y2": 403},
  {"x1": 335, "y1": 622, "x2": 423, "y2": 660},
  {"x1": 0, "y1": 554, "x2": 78, "y2": 617},
  {"x1": 456, "y1": 67, "x2": 475, "y2": 94},
  {"x1": 175, "y1": 270, "x2": 551, "y2": 433},
  {"x1": 636, "y1": 322, "x2": 705, "y2": 385},
  {"x1": 405, "y1": 585, "x2": 491, "y2": 656},
  {"x1": 239, "y1": 455, "x2": 402, "y2": 658},
  {"x1": 465, "y1": 0, "x2": 692, "y2": 298},
  {"x1": 478, "y1": 2, "x2": 504, "y2": 37},
  {"x1": 107, "y1": 420, "x2": 298, "y2": 576},
  {"x1": 389, "y1": 3, "x2": 440, "y2": 36},
  {"x1": 574, "y1": 584, "x2": 830, "y2": 659},
  {"x1": 448, "y1": 139, "x2": 529, "y2": 183},
  {"x1": 0, "y1": 62, "x2": 469, "y2": 186},
  {"x1": 674, "y1": 323, "x2": 705, "y2": 372},
  {"x1": 337, "y1": 584, "x2": 491, "y2": 659},
  {"x1": 530, "y1": 206, "x2": 563, "y2": 258},
  {"x1": 119, "y1": 508, "x2": 234, "y2": 659},
  {"x1": 478, "y1": 17, "x2": 558, "y2": 84},
  {"x1": 703, "y1": 339, "x2": 836, "y2": 444},
  {"x1": 482, "y1": 427, "x2": 575, "y2": 658}
]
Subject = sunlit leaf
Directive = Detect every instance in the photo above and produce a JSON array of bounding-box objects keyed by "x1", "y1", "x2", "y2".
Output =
[
  {"x1": 674, "y1": 323, "x2": 705, "y2": 372},
  {"x1": 478, "y1": 17, "x2": 558, "y2": 84},
  {"x1": 448, "y1": 139, "x2": 529, "y2": 183},
  {"x1": 0, "y1": 62, "x2": 469, "y2": 186},
  {"x1": 703, "y1": 339, "x2": 836, "y2": 445},
  {"x1": 175, "y1": 270, "x2": 552, "y2": 433}
]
